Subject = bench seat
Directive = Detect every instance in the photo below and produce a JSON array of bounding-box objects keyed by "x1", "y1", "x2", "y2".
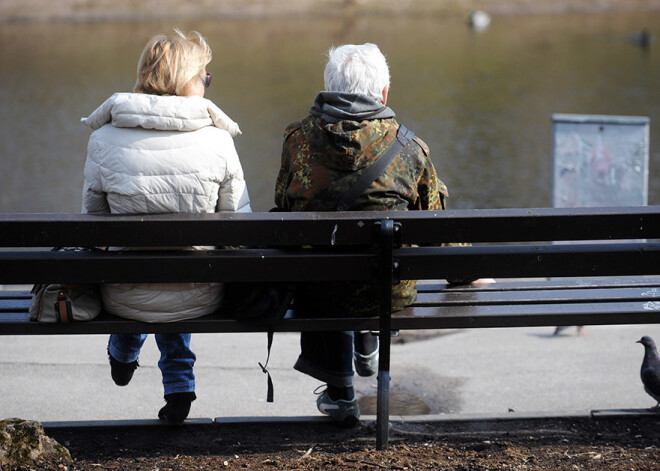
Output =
[{"x1": 3, "y1": 276, "x2": 660, "y2": 335}]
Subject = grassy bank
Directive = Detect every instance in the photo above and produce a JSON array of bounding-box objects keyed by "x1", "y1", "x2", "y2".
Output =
[{"x1": 3, "y1": 0, "x2": 660, "y2": 23}]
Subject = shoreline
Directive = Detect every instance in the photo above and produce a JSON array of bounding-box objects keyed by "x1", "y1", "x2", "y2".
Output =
[{"x1": 3, "y1": 0, "x2": 660, "y2": 24}]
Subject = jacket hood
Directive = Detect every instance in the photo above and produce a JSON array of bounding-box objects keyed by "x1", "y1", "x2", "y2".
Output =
[
  {"x1": 81, "y1": 92, "x2": 241, "y2": 137},
  {"x1": 304, "y1": 92, "x2": 397, "y2": 172},
  {"x1": 310, "y1": 91, "x2": 395, "y2": 124}
]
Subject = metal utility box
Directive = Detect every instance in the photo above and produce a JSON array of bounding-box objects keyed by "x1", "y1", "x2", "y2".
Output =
[{"x1": 551, "y1": 113, "x2": 649, "y2": 208}]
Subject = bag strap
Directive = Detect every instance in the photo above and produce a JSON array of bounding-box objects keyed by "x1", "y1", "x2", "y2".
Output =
[
  {"x1": 336, "y1": 124, "x2": 415, "y2": 211},
  {"x1": 259, "y1": 331, "x2": 276, "y2": 403},
  {"x1": 258, "y1": 285, "x2": 295, "y2": 403},
  {"x1": 55, "y1": 290, "x2": 73, "y2": 324}
]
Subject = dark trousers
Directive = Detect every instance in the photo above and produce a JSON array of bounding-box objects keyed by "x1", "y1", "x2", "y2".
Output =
[{"x1": 294, "y1": 329, "x2": 355, "y2": 388}]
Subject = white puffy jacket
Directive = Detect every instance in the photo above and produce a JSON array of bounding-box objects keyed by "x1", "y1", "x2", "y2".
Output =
[{"x1": 81, "y1": 92, "x2": 251, "y2": 322}]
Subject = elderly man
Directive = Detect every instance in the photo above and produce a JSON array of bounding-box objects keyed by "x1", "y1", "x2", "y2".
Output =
[{"x1": 275, "y1": 43, "x2": 449, "y2": 426}]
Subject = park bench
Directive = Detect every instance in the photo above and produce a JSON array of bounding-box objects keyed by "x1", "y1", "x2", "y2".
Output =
[{"x1": 1, "y1": 206, "x2": 660, "y2": 449}]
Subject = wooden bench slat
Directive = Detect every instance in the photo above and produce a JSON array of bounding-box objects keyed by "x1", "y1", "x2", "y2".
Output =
[
  {"x1": 393, "y1": 310, "x2": 660, "y2": 330},
  {"x1": 0, "y1": 290, "x2": 31, "y2": 298},
  {"x1": 2, "y1": 300, "x2": 659, "y2": 335},
  {"x1": 416, "y1": 286, "x2": 660, "y2": 306},
  {"x1": 399, "y1": 243, "x2": 660, "y2": 279},
  {"x1": 0, "y1": 249, "x2": 378, "y2": 284},
  {"x1": 418, "y1": 277, "x2": 660, "y2": 292},
  {"x1": 0, "y1": 213, "x2": 379, "y2": 248},
  {"x1": 3, "y1": 208, "x2": 660, "y2": 246},
  {"x1": 395, "y1": 301, "x2": 660, "y2": 328},
  {"x1": 3, "y1": 288, "x2": 660, "y2": 334},
  {"x1": 3, "y1": 244, "x2": 660, "y2": 285},
  {"x1": 395, "y1": 206, "x2": 660, "y2": 243},
  {"x1": 6, "y1": 285, "x2": 660, "y2": 314},
  {"x1": 0, "y1": 311, "x2": 380, "y2": 335},
  {"x1": 0, "y1": 300, "x2": 30, "y2": 312}
]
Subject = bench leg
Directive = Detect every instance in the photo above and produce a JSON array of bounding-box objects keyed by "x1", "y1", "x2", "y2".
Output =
[
  {"x1": 376, "y1": 357, "x2": 391, "y2": 450},
  {"x1": 376, "y1": 219, "x2": 395, "y2": 450}
]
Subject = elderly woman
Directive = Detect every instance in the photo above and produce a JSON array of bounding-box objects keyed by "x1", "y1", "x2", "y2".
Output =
[{"x1": 81, "y1": 29, "x2": 250, "y2": 425}]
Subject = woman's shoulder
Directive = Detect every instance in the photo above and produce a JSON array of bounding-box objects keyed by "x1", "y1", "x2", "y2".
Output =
[{"x1": 83, "y1": 93, "x2": 240, "y2": 135}]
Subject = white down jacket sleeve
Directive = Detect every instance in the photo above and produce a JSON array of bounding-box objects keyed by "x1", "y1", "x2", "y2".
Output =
[
  {"x1": 82, "y1": 152, "x2": 111, "y2": 214},
  {"x1": 215, "y1": 131, "x2": 251, "y2": 213}
]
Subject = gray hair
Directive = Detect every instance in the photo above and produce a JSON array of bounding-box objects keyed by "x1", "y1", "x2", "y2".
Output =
[{"x1": 323, "y1": 43, "x2": 390, "y2": 101}]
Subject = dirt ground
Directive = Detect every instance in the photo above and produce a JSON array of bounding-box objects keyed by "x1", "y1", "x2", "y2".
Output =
[{"x1": 11, "y1": 414, "x2": 659, "y2": 470}]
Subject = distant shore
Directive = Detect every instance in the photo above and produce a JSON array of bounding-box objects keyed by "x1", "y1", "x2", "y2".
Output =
[{"x1": 3, "y1": 0, "x2": 660, "y2": 23}]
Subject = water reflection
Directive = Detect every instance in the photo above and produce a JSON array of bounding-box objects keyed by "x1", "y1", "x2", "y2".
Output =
[{"x1": 0, "y1": 12, "x2": 658, "y2": 213}]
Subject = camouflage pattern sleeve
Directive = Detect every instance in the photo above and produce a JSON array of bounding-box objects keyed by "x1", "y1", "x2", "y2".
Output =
[
  {"x1": 411, "y1": 136, "x2": 448, "y2": 211},
  {"x1": 274, "y1": 122, "x2": 301, "y2": 210},
  {"x1": 274, "y1": 151, "x2": 291, "y2": 210}
]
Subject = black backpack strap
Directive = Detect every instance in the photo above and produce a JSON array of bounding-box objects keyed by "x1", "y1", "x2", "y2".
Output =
[
  {"x1": 259, "y1": 330, "x2": 276, "y2": 402},
  {"x1": 336, "y1": 124, "x2": 415, "y2": 211},
  {"x1": 257, "y1": 284, "x2": 295, "y2": 403}
]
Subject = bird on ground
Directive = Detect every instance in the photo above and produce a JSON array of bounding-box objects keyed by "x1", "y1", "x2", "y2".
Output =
[
  {"x1": 637, "y1": 336, "x2": 660, "y2": 410},
  {"x1": 631, "y1": 29, "x2": 653, "y2": 49},
  {"x1": 553, "y1": 325, "x2": 585, "y2": 336},
  {"x1": 466, "y1": 10, "x2": 491, "y2": 32}
]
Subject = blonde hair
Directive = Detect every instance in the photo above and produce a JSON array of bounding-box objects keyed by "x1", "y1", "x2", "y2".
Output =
[{"x1": 134, "y1": 29, "x2": 212, "y2": 96}]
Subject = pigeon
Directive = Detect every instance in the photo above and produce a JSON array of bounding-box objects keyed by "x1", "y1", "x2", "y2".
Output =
[
  {"x1": 553, "y1": 326, "x2": 585, "y2": 336},
  {"x1": 637, "y1": 336, "x2": 660, "y2": 410}
]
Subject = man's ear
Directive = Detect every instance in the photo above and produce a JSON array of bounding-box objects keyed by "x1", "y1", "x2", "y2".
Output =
[{"x1": 381, "y1": 86, "x2": 389, "y2": 105}]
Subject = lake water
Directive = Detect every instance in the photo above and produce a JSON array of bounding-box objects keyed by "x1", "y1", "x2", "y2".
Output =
[{"x1": 1, "y1": 11, "x2": 658, "y2": 213}]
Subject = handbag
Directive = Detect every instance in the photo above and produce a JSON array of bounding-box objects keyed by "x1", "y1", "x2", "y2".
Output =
[
  {"x1": 29, "y1": 283, "x2": 102, "y2": 323},
  {"x1": 28, "y1": 247, "x2": 103, "y2": 323}
]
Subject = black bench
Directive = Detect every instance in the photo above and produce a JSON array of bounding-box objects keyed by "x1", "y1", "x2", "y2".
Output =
[{"x1": 2, "y1": 207, "x2": 660, "y2": 450}]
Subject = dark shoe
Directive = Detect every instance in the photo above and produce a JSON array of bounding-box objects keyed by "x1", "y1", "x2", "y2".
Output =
[
  {"x1": 354, "y1": 331, "x2": 379, "y2": 377},
  {"x1": 316, "y1": 389, "x2": 360, "y2": 427},
  {"x1": 108, "y1": 349, "x2": 139, "y2": 386},
  {"x1": 354, "y1": 343, "x2": 379, "y2": 377},
  {"x1": 158, "y1": 392, "x2": 196, "y2": 426}
]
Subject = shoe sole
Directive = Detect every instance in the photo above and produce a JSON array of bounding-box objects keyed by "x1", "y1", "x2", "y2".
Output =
[
  {"x1": 317, "y1": 392, "x2": 360, "y2": 427},
  {"x1": 338, "y1": 414, "x2": 360, "y2": 428},
  {"x1": 158, "y1": 414, "x2": 185, "y2": 426}
]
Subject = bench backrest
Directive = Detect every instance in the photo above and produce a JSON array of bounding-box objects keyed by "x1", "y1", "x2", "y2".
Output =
[{"x1": 1, "y1": 207, "x2": 659, "y2": 285}]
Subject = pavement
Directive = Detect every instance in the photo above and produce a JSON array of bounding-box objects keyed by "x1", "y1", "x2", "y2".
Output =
[{"x1": 2, "y1": 323, "x2": 660, "y2": 425}]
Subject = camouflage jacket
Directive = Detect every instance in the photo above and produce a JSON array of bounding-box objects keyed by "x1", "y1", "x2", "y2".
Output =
[{"x1": 275, "y1": 94, "x2": 448, "y2": 316}]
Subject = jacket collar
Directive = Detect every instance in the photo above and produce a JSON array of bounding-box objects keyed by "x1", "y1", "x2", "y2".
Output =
[{"x1": 309, "y1": 91, "x2": 395, "y2": 124}]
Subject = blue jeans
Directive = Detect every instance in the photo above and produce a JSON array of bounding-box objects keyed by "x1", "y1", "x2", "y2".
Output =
[
  {"x1": 108, "y1": 333, "x2": 196, "y2": 395},
  {"x1": 293, "y1": 328, "x2": 355, "y2": 388}
]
